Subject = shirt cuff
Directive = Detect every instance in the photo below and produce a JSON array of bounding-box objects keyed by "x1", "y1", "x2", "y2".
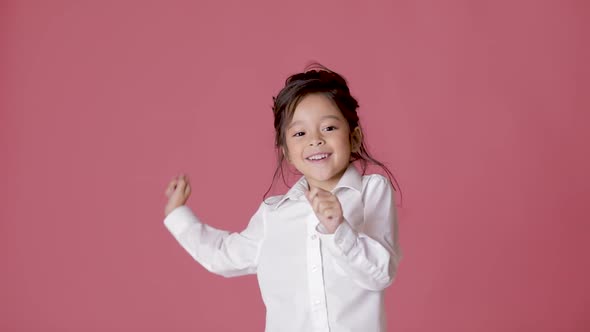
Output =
[
  {"x1": 318, "y1": 219, "x2": 358, "y2": 256},
  {"x1": 163, "y1": 205, "x2": 200, "y2": 237}
]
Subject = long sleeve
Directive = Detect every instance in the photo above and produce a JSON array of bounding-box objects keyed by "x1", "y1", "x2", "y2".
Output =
[
  {"x1": 319, "y1": 175, "x2": 401, "y2": 291},
  {"x1": 163, "y1": 203, "x2": 266, "y2": 278}
]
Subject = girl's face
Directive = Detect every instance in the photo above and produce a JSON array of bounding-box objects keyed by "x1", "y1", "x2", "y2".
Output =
[{"x1": 284, "y1": 93, "x2": 361, "y2": 191}]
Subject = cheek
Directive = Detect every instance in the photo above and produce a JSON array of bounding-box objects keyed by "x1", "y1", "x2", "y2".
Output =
[
  {"x1": 283, "y1": 142, "x2": 299, "y2": 161},
  {"x1": 334, "y1": 134, "x2": 352, "y2": 151}
]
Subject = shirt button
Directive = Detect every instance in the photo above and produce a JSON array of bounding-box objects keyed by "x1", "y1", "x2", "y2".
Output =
[
  {"x1": 314, "y1": 299, "x2": 321, "y2": 305},
  {"x1": 310, "y1": 234, "x2": 318, "y2": 240},
  {"x1": 311, "y1": 265, "x2": 318, "y2": 271}
]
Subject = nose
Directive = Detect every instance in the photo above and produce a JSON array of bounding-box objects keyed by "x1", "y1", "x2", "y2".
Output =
[{"x1": 308, "y1": 134, "x2": 324, "y2": 146}]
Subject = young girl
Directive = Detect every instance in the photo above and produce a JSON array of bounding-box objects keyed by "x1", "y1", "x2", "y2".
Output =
[{"x1": 163, "y1": 64, "x2": 401, "y2": 332}]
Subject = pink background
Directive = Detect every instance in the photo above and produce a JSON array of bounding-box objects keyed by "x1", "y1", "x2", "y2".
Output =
[{"x1": 1, "y1": 0, "x2": 589, "y2": 331}]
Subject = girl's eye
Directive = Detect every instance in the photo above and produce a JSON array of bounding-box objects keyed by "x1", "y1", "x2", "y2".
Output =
[
  {"x1": 293, "y1": 132, "x2": 305, "y2": 137},
  {"x1": 323, "y1": 126, "x2": 337, "y2": 132}
]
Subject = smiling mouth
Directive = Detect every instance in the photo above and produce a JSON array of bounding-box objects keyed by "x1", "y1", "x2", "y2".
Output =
[{"x1": 306, "y1": 153, "x2": 331, "y2": 161}]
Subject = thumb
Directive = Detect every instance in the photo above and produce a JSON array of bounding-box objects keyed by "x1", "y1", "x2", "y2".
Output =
[
  {"x1": 176, "y1": 176, "x2": 187, "y2": 192},
  {"x1": 315, "y1": 186, "x2": 329, "y2": 194},
  {"x1": 306, "y1": 187, "x2": 319, "y2": 201}
]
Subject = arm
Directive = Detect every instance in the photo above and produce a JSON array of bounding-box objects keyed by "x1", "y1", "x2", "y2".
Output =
[
  {"x1": 318, "y1": 175, "x2": 401, "y2": 291},
  {"x1": 164, "y1": 204, "x2": 265, "y2": 278},
  {"x1": 163, "y1": 174, "x2": 264, "y2": 278}
]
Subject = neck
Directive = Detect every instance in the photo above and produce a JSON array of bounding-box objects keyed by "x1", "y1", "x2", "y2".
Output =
[{"x1": 306, "y1": 174, "x2": 342, "y2": 192}]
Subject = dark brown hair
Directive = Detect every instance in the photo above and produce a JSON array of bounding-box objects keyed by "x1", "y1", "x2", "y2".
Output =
[{"x1": 264, "y1": 63, "x2": 402, "y2": 202}]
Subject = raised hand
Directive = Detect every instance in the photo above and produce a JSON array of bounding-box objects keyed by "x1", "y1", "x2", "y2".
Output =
[
  {"x1": 164, "y1": 174, "x2": 192, "y2": 216},
  {"x1": 305, "y1": 187, "x2": 343, "y2": 234}
]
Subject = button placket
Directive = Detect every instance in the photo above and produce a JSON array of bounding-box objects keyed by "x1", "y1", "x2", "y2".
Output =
[{"x1": 306, "y1": 215, "x2": 329, "y2": 330}]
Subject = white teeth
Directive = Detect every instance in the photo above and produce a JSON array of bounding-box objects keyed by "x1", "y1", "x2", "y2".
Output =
[{"x1": 308, "y1": 154, "x2": 328, "y2": 160}]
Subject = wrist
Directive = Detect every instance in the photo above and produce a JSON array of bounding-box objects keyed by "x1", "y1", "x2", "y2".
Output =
[
  {"x1": 165, "y1": 203, "x2": 183, "y2": 216},
  {"x1": 321, "y1": 218, "x2": 342, "y2": 234}
]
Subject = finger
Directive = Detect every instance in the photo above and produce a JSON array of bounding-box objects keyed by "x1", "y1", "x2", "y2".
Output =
[
  {"x1": 315, "y1": 201, "x2": 334, "y2": 219},
  {"x1": 320, "y1": 192, "x2": 340, "y2": 207},
  {"x1": 318, "y1": 201, "x2": 333, "y2": 214},
  {"x1": 307, "y1": 187, "x2": 320, "y2": 201},
  {"x1": 165, "y1": 179, "x2": 178, "y2": 197},
  {"x1": 176, "y1": 177, "x2": 187, "y2": 191},
  {"x1": 184, "y1": 181, "x2": 191, "y2": 196},
  {"x1": 312, "y1": 195, "x2": 323, "y2": 213},
  {"x1": 322, "y1": 207, "x2": 335, "y2": 220},
  {"x1": 316, "y1": 188, "x2": 336, "y2": 202},
  {"x1": 308, "y1": 192, "x2": 318, "y2": 209},
  {"x1": 315, "y1": 186, "x2": 330, "y2": 194},
  {"x1": 315, "y1": 190, "x2": 334, "y2": 199}
]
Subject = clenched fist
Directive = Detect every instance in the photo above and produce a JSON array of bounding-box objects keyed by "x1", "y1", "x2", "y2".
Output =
[
  {"x1": 164, "y1": 174, "x2": 191, "y2": 216},
  {"x1": 306, "y1": 187, "x2": 343, "y2": 234}
]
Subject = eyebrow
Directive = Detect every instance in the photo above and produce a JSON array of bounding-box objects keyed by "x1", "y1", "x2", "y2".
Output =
[{"x1": 287, "y1": 115, "x2": 343, "y2": 130}]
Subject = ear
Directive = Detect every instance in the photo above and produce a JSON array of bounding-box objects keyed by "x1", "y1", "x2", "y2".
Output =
[{"x1": 350, "y1": 127, "x2": 363, "y2": 153}]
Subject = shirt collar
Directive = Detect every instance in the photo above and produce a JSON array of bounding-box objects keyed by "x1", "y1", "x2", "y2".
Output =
[{"x1": 273, "y1": 164, "x2": 362, "y2": 209}]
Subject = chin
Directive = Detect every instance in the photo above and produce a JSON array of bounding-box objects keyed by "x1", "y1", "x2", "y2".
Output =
[{"x1": 306, "y1": 170, "x2": 338, "y2": 182}]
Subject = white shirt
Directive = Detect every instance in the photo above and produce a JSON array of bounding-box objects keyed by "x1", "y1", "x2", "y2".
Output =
[{"x1": 164, "y1": 165, "x2": 401, "y2": 332}]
